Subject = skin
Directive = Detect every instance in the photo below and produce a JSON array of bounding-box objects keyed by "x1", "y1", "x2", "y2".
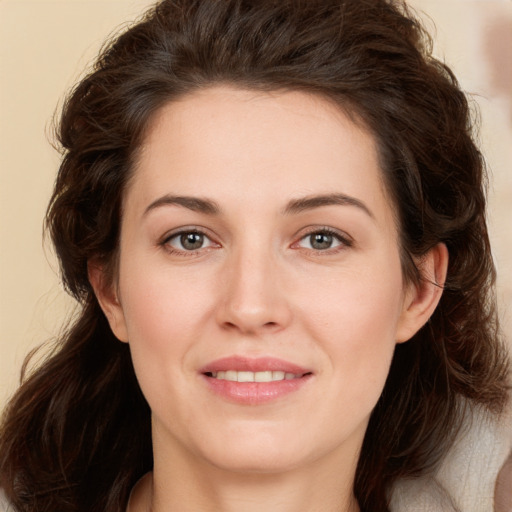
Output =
[{"x1": 90, "y1": 86, "x2": 447, "y2": 512}]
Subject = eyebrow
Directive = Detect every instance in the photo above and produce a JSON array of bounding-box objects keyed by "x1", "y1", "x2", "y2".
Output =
[
  {"x1": 283, "y1": 193, "x2": 374, "y2": 219},
  {"x1": 143, "y1": 192, "x2": 374, "y2": 219},
  {"x1": 144, "y1": 195, "x2": 221, "y2": 216}
]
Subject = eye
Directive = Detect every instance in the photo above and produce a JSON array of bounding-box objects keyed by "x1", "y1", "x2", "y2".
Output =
[
  {"x1": 164, "y1": 230, "x2": 216, "y2": 252},
  {"x1": 295, "y1": 229, "x2": 352, "y2": 251}
]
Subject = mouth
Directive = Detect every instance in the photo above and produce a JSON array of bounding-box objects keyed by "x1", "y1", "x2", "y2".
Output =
[
  {"x1": 200, "y1": 356, "x2": 313, "y2": 404},
  {"x1": 205, "y1": 370, "x2": 309, "y2": 382}
]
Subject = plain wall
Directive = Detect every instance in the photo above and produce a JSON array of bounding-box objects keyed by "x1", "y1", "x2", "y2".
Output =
[{"x1": 1, "y1": 0, "x2": 511, "y2": 409}]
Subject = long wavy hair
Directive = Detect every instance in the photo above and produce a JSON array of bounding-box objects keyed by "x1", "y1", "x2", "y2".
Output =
[{"x1": 0, "y1": 1, "x2": 509, "y2": 510}]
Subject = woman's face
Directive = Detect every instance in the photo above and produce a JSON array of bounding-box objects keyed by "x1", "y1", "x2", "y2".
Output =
[{"x1": 96, "y1": 87, "x2": 435, "y2": 476}]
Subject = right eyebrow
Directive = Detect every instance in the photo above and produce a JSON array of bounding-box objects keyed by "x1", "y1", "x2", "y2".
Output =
[
  {"x1": 143, "y1": 195, "x2": 221, "y2": 216},
  {"x1": 283, "y1": 193, "x2": 375, "y2": 220}
]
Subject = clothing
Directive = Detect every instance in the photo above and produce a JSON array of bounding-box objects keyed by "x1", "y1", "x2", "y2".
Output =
[
  {"x1": 0, "y1": 406, "x2": 509, "y2": 512},
  {"x1": 0, "y1": 489, "x2": 11, "y2": 512},
  {"x1": 391, "y1": 405, "x2": 512, "y2": 512}
]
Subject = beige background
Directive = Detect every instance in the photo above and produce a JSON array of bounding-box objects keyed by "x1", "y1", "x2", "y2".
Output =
[{"x1": 1, "y1": 0, "x2": 511, "y2": 409}]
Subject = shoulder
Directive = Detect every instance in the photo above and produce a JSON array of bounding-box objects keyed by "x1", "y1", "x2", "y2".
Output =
[{"x1": 390, "y1": 404, "x2": 512, "y2": 512}]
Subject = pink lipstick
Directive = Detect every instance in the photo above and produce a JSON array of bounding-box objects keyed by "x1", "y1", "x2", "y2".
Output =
[{"x1": 199, "y1": 356, "x2": 313, "y2": 404}]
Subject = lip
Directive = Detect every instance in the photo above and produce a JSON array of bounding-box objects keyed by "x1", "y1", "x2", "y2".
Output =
[
  {"x1": 199, "y1": 356, "x2": 313, "y2": 405},
  {"x1": 200, "y1": 356, "x2": 311, "y2": 375}
]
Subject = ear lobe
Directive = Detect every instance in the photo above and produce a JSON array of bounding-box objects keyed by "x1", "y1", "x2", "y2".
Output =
[
  {"x1": 396, "y1": 243, "x2": 449, "y2": 343},
  {"x1": 87, "y1": 260, "x2": 129, "y2": 343}
]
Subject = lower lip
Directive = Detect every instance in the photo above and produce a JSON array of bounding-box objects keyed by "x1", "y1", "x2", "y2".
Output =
[{"x1": 202, "y1": 374, "x2": 312, "y2": 405}]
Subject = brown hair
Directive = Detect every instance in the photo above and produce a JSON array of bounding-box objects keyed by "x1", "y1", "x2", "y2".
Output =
[{"x1": 0, "y1": 1, "x2": 509, "y2": 510}]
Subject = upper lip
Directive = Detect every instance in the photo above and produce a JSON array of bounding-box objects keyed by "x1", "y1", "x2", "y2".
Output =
[{"x1": 199, "y1": 356, "x2": 311, "y2": 375}]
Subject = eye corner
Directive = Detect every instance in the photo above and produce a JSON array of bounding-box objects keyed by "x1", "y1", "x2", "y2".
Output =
[
  {"x1": 159, "y1": 227, "x2": 221, "y2": 256},
  {"x1": 291, "y1": 226, "x2": 354, "y2": 253}
]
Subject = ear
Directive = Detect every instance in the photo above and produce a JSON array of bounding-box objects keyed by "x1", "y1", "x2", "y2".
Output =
[
  {"x1": 396, "y1": 243, "x2": 449, "y2": 343},
  {"x1": 88, "y1": 259, "x2": 129, "y2": 343}
]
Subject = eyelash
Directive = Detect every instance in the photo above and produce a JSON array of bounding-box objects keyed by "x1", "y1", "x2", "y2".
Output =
[
  {"x1": 161, "y1": 228, "x2": 218, "y2": 256},
  {"x1": 160, "y1": 227, "x2": 353, "y2": 256},
  {"x1": 292, "y1": 227, "x2": 353, "y2": 254}
]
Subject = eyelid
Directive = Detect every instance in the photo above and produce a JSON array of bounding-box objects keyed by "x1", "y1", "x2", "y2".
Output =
[
  {"x1": 160, "y1": 226, "x2": 220, "y2": 254},
  {"x1": 291, "y1": 226, "x2": 354, "y2": 251},
  {"x1": 158, "y1": 225, "x2": 352, "y2": 255}
]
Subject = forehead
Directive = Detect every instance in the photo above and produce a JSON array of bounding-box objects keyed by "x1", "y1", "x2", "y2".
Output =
[{"x1": 128, "y1": 86, "x2": 395, "y2": 229}]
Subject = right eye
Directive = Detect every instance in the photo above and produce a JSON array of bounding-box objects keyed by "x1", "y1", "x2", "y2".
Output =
[{"x1": 163, "y1": 230, "x2": 216, "y2": 253}]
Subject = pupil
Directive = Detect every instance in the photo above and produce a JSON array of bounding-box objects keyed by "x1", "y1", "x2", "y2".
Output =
[
  {"x1": 311, "y1": 233, "x2": 333, "y2": 250},
  {"x1": 181, "y1": 232, "x2": 203, "y2": 250}
]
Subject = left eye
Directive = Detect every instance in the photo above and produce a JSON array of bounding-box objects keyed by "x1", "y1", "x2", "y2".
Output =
[
  {"x1": 165, "y1": 231, "x2": 214, "y2": 251},
  {"x1": 297, "y1": 231, "x2": 348, "y2": 251}
]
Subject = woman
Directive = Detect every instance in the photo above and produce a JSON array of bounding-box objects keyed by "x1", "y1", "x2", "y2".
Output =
[{"x1": 0, "y1": 0, "x2": 509, "y2": 511}]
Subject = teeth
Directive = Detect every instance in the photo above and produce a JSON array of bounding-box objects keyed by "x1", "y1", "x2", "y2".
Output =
[
  {"x1": 255, "y1": 371, "x2": 272, "y2": 382},
  {"x1": 210, "y1": 371, "x2": 301, "y2": 382},
  {"x1": 225, "y1": 370, "x2": 237, "y2": 381},
  {"x1": 238, "y1": 371, "x2": 254, "y2": 382}
]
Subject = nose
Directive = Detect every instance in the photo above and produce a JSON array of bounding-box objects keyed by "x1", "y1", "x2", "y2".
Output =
[{"x1": 216, "y1": 245, "x2": 292, "y2": 335}]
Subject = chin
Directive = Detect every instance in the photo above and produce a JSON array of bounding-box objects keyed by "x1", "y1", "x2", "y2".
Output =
[
  {"x1": 195, "y1": 428, "x2": 334, "y2": 475},
  {"x1": 206, "y1": 449, "x2": 308, "y2": 475}
]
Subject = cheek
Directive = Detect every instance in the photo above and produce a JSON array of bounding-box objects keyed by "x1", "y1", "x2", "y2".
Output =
[
  {"x1": 116, "y1": 260, "x2": 215, "y2": 393},
  {"x1": 119, "y1": 253, "x2": 213, "y2": 339},
  {"x1": 297, "y1": 259, "x2": 405, "y2": 398}
]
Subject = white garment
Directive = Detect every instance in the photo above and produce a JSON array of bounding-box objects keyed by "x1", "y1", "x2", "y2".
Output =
[
  {"x1": 0, "y1": 489, "x2": 12, "y2": 512},
  {"x1": 391, "y1": 405, "x2": 512, "y2": 512}
]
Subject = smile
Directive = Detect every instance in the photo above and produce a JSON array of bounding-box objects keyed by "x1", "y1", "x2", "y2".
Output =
[
  {"x1": 200, "y1": 356, "x2": 313, "y2": 404},
  {"x1": 207, "y1": 370, "x2": 303, "y2": 382}
]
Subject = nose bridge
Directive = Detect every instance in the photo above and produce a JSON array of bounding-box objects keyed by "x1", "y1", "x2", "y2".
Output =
[{"x1": 218, "y1": 233, "x2": 290, "y2": 333}]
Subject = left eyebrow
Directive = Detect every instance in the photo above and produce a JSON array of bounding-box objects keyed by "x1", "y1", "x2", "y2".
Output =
[
  {"x1": 143, "y1": 195, "x2": 221, "y2": 216},
  {"x1": 283, "y1": 193, "x2": 375, "y2": 219}
]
